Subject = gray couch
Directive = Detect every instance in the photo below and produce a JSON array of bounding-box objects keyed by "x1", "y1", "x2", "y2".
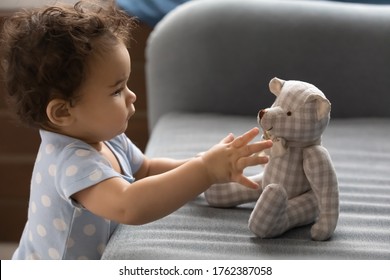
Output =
[{"x1": 102, "y1": 0, "x2": 390, "y2": 259}]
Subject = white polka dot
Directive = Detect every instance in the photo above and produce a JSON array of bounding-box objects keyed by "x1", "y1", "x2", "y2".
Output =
[
  {"x1": 35, "y1": 172, "x2": 42, "y2": 184},
  {"x1": 48, "y1": 164, "x2": 56, "y2": 176},
  {"x1": 28, "y1": 230, "x2": 33, "y2": 242},
  {"x1": 83, "y1": 224, "x2": 96, "y2": 236},
  {"x1": 66, "y1": 165, "x2": 78, "y2": 176},
  {"x1": 75, "y1": 149, "x2": 91, "y2": 157},
  {"x1": 67, "y1": 238, "x2": 75, "y2": 248},
  {"x1": 45, "y1": 144, "x2": 55, "y2": 154},
  {"x1": 53, "y1": 218, "x2": 67, "y2": 231},
  {"x1": 41, "y1": 195, "x2": 51, "y2": 207},
  {"x1": 31, "y1": 202, "x2": 37, "y2": 214},
  {"x1": 48, "y1": 248, "x2": 60, "y2": 259},
  {"x1": 37, "y1": 224, "x2": 47, "y2": 237},
  {"x1": 97, "y1": 243, "x2": 106, "y2": 255},
  {"x1": 89, "y1": 170, "x2": 102, "y2": 181}
]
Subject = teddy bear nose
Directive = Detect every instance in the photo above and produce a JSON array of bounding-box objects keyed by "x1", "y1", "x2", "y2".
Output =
[{"x1": 258, "y1": 109, "x2": 266, "y2": 119}]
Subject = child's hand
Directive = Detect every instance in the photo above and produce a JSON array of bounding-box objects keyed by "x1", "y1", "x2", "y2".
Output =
[{"x1": 201, "y1": 127, "x2": 272, "y2": 189}]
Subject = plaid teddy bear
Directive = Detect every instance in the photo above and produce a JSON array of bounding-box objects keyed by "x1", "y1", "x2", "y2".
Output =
[{"x1": 205, "y1": 77, "x2": 339, "y2": 241}]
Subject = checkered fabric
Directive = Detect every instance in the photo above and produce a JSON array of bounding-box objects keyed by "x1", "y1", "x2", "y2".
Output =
[
  {"x1": 204, "y1": 78, "x2": 339, "y2": 241},
  {"x1": 205, "y1": 174, "x2": 263, "y2": 207}
]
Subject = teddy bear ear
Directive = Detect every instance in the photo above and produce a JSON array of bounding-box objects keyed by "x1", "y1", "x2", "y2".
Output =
[
  {"x1": 317, "y1": 98, "x2": 331, "y2": 120},
  {"x1": 269, "y1": 77, "x2": 285, "y2": 96},
  {"x1": 308, "y1": 95, "x2": 331, "y2": 120}
]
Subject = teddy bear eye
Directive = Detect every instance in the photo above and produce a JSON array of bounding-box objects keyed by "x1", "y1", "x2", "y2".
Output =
[{"x1": 287, "y1": 111, "x2": 292, "y2": 116}]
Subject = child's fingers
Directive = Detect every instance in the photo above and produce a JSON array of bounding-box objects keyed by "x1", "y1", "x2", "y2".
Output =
[
  {"x1": 232, "y1": 127, "x2": 259, "y2": 148},
  {"x1": 235, "y1": 175, "x2": 259, "y2": 189},
  {"x1": 220, "y1": 133, "x2": 235, "y2": 144},
  {"x1": 236, "y1": 154, "x2": 269, "y2": 171},
  {"x1": 242, "y1": 140, "x2": 273, "y2": 157}
]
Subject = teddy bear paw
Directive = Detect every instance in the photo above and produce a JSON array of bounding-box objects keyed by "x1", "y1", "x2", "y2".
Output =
[{"x1": 311, "y1": 213, "x2": 337, "y2": 241}]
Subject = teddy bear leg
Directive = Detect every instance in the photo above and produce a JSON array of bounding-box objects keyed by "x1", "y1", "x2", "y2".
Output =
[
  {"x1": 285, "y1": 190, "x2": 319, "y2": 229},
  {"x1": 248, "y1": 184, "x2": 289, "y2": 238},
  {"x1": 205, "y1": 173, "x2": 263, "y2": 208}
]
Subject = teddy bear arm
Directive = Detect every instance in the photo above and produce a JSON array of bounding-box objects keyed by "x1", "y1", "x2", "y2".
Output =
[
  {"x1": 303, "y1": 146, "x2": 339, "y2": 240},
  {"x1": 302, "y1": 146, "x2": 338, "y2": 205}
]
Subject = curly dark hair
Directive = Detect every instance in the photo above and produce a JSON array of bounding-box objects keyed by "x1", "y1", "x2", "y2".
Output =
[{"x1": 0, "y1": 0, "x2": 137, "y2": 128}]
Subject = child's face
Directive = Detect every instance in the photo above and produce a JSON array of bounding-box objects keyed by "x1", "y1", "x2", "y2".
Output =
[{"x1": 68, "y1": 41, "x2": 136, "y2": 144}]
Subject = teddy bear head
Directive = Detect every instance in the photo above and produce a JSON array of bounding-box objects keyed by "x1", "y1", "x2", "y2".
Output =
[{"x1": 258, "y1": 77, "x2": 331, "y2": 144}]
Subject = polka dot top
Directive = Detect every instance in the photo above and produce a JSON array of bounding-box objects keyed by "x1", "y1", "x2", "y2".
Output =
[{"x1": 12, "y1": 130, "x2": 144, "y2": 260}]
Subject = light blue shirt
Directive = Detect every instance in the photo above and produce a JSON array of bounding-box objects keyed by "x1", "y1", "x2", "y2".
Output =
[{"x1": 13, "y1": 130, "x2": 144, "y2": 260}]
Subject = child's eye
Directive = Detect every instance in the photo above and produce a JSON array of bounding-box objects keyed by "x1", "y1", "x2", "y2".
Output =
[
  {"x1": 286, "y1": 111, "x2": 292, "y2": 116},
  {"x1": 112, "y1": 88, "x2": 123, "y2": 96}
]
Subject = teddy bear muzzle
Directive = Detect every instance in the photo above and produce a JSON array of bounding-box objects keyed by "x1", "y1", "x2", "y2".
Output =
[{"x1": 258, "y1": 109, "x2": 266, "y2": 120}]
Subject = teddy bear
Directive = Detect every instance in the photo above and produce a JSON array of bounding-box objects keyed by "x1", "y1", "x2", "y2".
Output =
[{"x1": 205, "y1": 77, "x2": 339, "y2": 241}]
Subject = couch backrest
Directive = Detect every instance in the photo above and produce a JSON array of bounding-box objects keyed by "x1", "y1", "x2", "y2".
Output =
[{"x1": 146, "y1": 0, "x2": 390, "y2": 129}]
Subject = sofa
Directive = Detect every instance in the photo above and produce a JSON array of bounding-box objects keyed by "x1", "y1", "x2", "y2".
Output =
[{"x1": 102, "y1": 0, "x2": 390, "y2": 259}]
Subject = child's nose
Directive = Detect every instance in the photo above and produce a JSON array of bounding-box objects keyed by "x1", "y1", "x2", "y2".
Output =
[{"x1": 126, "y1": 88, "x2": 137, "y2": 103}]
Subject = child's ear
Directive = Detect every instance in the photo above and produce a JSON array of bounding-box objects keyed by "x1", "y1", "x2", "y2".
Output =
[{"x1": 46, "y1": 99, "x2": 73, "y2": 127}]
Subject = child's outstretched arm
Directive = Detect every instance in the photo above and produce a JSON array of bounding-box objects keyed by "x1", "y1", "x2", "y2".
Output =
[{"x1": 72, "y1": 127, "x2": 272, "y2": 225}]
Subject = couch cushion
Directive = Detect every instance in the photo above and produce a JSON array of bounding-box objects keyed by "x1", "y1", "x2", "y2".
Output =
[{"x1": 146, "y1": 0, "x2": 390, "y2": 130}]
